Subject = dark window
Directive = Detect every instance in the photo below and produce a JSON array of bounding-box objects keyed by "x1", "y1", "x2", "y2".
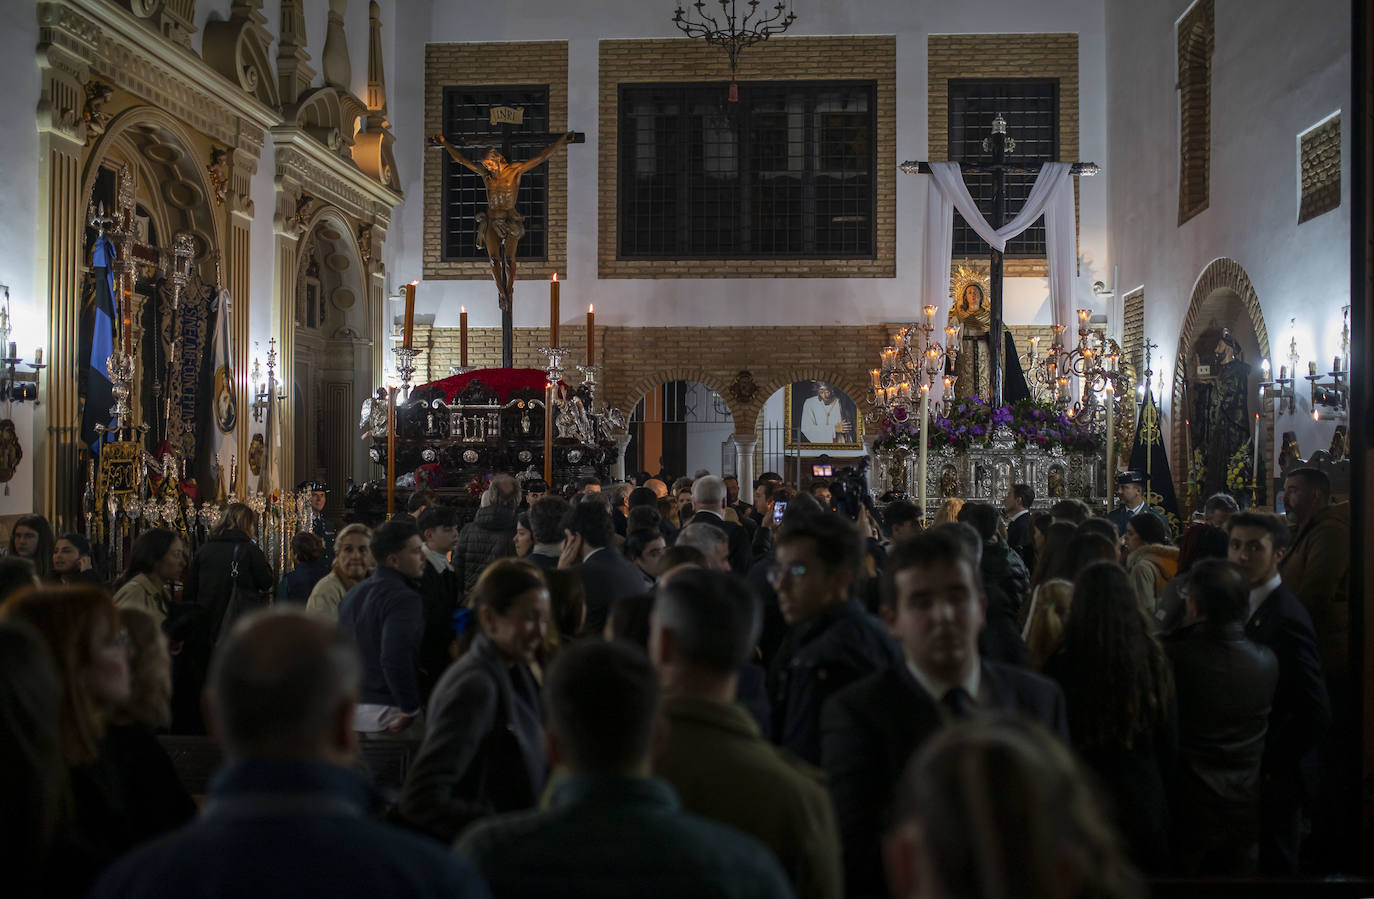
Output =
[
  {"x1": 441, "y1": 85, "x2": 549, "y2": 262},
  {"x1": 947, "y1": 79, "x2": 1059, "y2": 258},
  {"x1": 618, "y1": 81, "x2": 876, "y2": 259}
]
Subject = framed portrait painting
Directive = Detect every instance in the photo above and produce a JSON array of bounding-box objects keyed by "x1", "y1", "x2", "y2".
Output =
[{"x1": 785, "y1": 380, "x2": 863, "y2": 451}]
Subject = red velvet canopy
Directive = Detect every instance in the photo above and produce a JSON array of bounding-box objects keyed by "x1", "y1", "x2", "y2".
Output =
[{"x1": 419, "y1": 367, "x2": 563, "y2": 403}]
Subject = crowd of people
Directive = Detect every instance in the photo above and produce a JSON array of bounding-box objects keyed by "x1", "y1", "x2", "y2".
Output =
[{"x1": 0, "y1": 462, "x2": 1352, "y2": 898}]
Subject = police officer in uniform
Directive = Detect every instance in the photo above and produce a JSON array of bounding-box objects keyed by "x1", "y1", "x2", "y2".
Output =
[
  {"x1": 299, "y1": 480, "x2": 338, "y2": 558},
  {"x1": 1108, "y1": 470, "x2": 1166, "y2": 536}
]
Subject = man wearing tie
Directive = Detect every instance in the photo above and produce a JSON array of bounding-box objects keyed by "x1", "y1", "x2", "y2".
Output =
[{"x1": 821, "y1": 528, "x2": 1067, "y2": 898}]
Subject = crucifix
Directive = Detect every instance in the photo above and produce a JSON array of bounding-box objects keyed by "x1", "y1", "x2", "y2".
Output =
[
  {"x1": 901, "y1": 113, "x2": 1099, "y2": 407},
  {"x1": 429, "y1": 107, "x2": 584, "y2": 369}
]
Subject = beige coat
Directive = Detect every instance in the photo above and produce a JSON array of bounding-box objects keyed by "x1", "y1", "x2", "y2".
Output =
[
  {"x1": 1281, "y1": 502, "x2": 1349, "y2": 676},
  {"x1": 112, "y1": 573, "x2": 169, "y2": 626},
  {"x1": 305, "y1": 570, "x2": 351, "y2": 622}
]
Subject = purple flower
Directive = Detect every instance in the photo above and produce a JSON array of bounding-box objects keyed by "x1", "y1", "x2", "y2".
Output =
[{"x1": 970, "y1": 426, "x2": 985, "y2": 437}]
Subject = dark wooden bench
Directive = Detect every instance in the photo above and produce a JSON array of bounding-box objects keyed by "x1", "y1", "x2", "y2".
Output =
[{"x1": 157, "y1": 735, "x2": 421, "y2": 797}]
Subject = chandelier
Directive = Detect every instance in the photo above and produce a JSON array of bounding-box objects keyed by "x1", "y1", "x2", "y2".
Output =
[
  {"x1": 870, "y1": 305, "x2": 958, "y2": 421},
  {"x1": 672, "y1": 0, "x2": 797, "y2": 102}
]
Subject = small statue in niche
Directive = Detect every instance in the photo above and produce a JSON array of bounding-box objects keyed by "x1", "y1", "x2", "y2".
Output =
[
  {"x1": 939, "y1": 465, "x2": 960, "y2": 498},
  {"x1": 357, "y1": 223, "x2": 374, "y2": 269},
  {"x1": 83, "y1": 81, "x2": 113, "y2": 145},
  {"x1": 1048, "y1": 466, "x2": 1066, "y2": 499},
  {"x1": 0, "y1": 419, "x2": 23, "y2": 483},
  {"x1": 1279, "y1": 431, "x2": 1303, "y2": 473},
  {"x1": 248, "y1": 433, "x2": 265, "y2": 476},
  {"x1": 206, "y1": 148, "x2": 230, "y2": 206},
  {"x1": 1328, "y1": 425, "x2": 1349, "y2": 462}
]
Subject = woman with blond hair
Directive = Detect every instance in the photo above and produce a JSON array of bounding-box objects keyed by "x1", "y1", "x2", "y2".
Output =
[
  {"x1": 101, "y1": 608, "x2": 195, "y2": 845},
  {"x1": 932, "y1": 496, "x2": 964, "y2": 526}
]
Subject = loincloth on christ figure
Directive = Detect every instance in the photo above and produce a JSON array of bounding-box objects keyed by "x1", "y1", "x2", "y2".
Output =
[{"x1": 476, "y1": 207, "x2": 526, "y2": 248}]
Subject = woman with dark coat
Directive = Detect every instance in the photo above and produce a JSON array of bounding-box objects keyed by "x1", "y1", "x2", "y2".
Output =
[
  {"x1": 1044, "y1": 561, "x2": 1177, "y2": 874},
  {"x1": 399, "y1": 558, "x2": 549, "y2": 843},
  {"x1": 177, "y1": 503, "x2": 273, "y2": 732}
]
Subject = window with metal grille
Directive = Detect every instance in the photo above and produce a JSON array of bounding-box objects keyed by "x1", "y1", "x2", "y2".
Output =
[
  {"x1": 618, "y1": 81, "x2": 876, "y2": 259},
  {"x1": 947, "y1": 79, "x2": 1059, "y2": 258},
  {"x1": 441, "y1": 85, "x2": 550, "y2": 262}
]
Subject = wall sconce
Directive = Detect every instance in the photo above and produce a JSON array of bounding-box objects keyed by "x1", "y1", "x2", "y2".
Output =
[
  {"x1": 250, "y1": 339, "x2": 285, "y2": 423},
  {"x1": 0, "y1": 286, "x2": 44, "y2": 405},
  {"x1": 1257, "y1": 336, "x2": 1300, "y2": 417}
]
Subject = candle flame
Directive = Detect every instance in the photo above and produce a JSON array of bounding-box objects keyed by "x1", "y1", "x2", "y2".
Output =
[
  {"x1": 460, "y1": 306, "x2": 466, "y2": 314},
  {"x1": 553, "y1": 272, "x2": 558, "y2": 282},
  {"x1": 408, "y1": 280, "x2": 418, "y2": 286},
  {"x1": 588, "y1": 304, "x2": 594, "y2": 313}
]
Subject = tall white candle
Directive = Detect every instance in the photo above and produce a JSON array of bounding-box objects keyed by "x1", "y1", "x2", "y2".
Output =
[
  {"x1": 918, "y1": 383, "x2": 930, "y2": 522},
  {"x1": 1104, "y1": 382, "x2": 1115, "y2": 484}
]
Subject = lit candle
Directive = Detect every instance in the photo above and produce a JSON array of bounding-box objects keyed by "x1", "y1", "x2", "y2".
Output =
[
  {"x1": 586, "y1": 304, "x2": 595, "y2": 366},
  {"x1": 870, "y1": 368, "x2": 881, "y2": 390},
  {"x1": 550, "y1": 273, "x2": 560, "y2": 347},
  {"x1": 402, "y1": 280, "x2": 417, "y2": 349},
  {"x1": 459, "y1": 306, "x2": 468, "y2": 368},
  {"x1": 918, "y1": 383, "x2": 930, "y2": 523},
  {"x1": 922, "y1": 304, "x2": 936, "y2": 326},
  {"x1": 1105, "y1": 381, "x2": 1115, "y2": 481}
]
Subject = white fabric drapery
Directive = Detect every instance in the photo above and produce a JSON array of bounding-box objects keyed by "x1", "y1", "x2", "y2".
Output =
[{"x1": 922, "y1": 161, "x2": 1078, "y2": 400}]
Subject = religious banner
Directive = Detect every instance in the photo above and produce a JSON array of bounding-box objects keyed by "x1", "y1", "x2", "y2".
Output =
[
  {"x1": 784, "y1": 380, "x2": 863, "y2": 451},
  {"x1": 155, "y1": 273, "x2": 213, "y2": 460},
  {"x1": 79, "y1": 235, "x2": 118, "y2": 452}
]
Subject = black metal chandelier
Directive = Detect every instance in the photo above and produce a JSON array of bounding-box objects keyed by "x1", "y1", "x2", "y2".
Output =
[{"x1": 672, "y1": 0, "x2": 797, "y2": 101}]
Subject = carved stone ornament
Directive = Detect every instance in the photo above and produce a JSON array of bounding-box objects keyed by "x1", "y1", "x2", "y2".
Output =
[
  {"x1": 206, "y1": 147, "x2": 230, "y2": 205},
  {"x1": 83, "y1": 80, "x2": 113, "y2": 145},
  {"x1": 725, "y1": 370, "x2": 760, "y2": 406},
  {"x1": 0, "y1": 419, "x2": 23, "y2": 483}
]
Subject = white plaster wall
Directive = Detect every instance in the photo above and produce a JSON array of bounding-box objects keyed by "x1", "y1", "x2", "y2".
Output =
[
  {"x1": 1105, "y1": 0, "x2": 1351, "y2": 458},
  {"x1": 0, "y1": 0, "x2": 42, "y2": 513},
  {"x1": 381, "y1": 0, "x2": 1113, "y2": 333}
]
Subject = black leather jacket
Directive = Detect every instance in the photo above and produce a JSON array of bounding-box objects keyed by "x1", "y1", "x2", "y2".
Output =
[{"x1": 1164, "y1": 621, "x2": 1278, "y2": 806}]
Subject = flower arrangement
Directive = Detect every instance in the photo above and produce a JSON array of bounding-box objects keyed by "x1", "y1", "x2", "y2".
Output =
[
  {"x1": 871, "y1": 397, "x2": 1103, "y2": 454},
  {"x1": 1225, "y1": 446, "x2": 1251, "y2": 493}
]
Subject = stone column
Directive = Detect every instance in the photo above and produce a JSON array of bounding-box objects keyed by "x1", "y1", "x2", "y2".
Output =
[
  {"x1": 611, "y1": 432, "x2": 633, "y2": 482},
  {"x1": 272, "y1": 185, "x2": 305, "y2": 494},
  {"x1": 227, "y1": 143, "x2": 259, "y2": 496},
  {"x1": 35, "y1": 39, "x2": 89, "y2": 529},
  {"x1": 733, "y1": 436, "x2": 758, "y2": 496}
]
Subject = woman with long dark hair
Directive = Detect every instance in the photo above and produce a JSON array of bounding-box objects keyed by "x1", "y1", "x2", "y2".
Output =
[
  {"x1": 1043, "y1": 561, "x2": 1176, "y2": 873},
  {"x1": 183, "y1": 503, "x2": 274, "y2": 644},
  {"x1": 51, "y1": 533, "x2": 103, "y2": 586},
  {"x1": 112, "y1": 529, "x2": 186, "y2": 626},
  {"x1": 399, "y1": 558, "x2": 549, "y2": 843},
  {"x1": 9, "y1": 514, "x2": 56, "y2": 580}
]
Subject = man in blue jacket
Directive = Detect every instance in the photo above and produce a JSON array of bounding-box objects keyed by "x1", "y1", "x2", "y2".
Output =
[
  {"x1": 91, "y1": 609, "x2": 489, "y2": 899},
  {"x1": 339, "y1": 519, "x2": 428, "y2": 737}
]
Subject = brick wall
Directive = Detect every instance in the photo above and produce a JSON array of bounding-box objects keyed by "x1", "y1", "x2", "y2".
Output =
[
  {"x1": 1299, "y1": 115, "x2": 1341, "y2": 223},
  {"x1": 409, "y1": 322, "x2": 899, "y2": 438},
  {"x1": 423, "y1": 42, "x2": 569, "y2": 280},
  {"x1": 1177, "y1": 0, "x2": 1214, "y2": 225},
  {"x1": 927, "y1": 33, "x2": 1080, "y2": 279},
  {"x1": 598, "y1": 36, "x2": 897, "y2": 279}
]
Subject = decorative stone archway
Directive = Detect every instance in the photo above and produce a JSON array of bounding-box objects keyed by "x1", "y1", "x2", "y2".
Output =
[
  {"x1": 292, "y1": 207, "x2": 373, "y2": 507},
  {"x1": 1171, "y1": 257, "x2": 1272, "y2": 508}
]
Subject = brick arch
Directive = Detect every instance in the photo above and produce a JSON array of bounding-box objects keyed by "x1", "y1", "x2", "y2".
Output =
[
  {"x1": 1170, "y1": 257, "x2": 1272, "y2": 509},
  {"x1": 609, "y1": 368, "x2": 740, "y2": 430}
]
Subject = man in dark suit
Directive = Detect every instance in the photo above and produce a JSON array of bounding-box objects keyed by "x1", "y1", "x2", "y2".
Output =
[
  {"x1": 563, "y1": 497, "x2": 649, "y2": 635},
  {"x1": 414, "y1": 505, "x2": 461, "y2": 701},
  {"x1": 686, "y1": 475, "x2": 751, "y2": 575},
  {"x1": 821, "y1": 528, "x2": 1068, "y2": 898},
  {"x1": 527, "y1": 495, "x2": 570, "y2": 571},
  {"x1": 1002, "y1": 482, "x2": 1035, "y2": 572},
  {"x1": 1227, "y1": 510, "x2": 1330, "y2": 874}
]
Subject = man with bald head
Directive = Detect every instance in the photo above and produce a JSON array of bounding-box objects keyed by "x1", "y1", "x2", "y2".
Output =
[
  {"x1": 687, "y1": 475, "x2": 751, "y2": 574},
  {"x1": 91, "y1": 609, "x2": 488, "y2": 898}
]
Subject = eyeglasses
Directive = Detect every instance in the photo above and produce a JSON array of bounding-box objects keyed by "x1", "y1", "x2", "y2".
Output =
[{"x1": 767, "y1": 562, "x2": 811, "y2": 585}]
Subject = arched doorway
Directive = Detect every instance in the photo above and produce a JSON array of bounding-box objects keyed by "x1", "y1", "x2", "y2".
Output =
[
  {"x1": 80, "y1": 108, "x2": 225, "y2": 490},
  {"x1": 625, "y1": 380, "x2": 736, "y2": 482},
  {"x1": 1172, "y1": 258, "x2": 1272, "y2": 510},
  {"x1": 292, "y1": 212, "x2": 372, "y2": 517}
]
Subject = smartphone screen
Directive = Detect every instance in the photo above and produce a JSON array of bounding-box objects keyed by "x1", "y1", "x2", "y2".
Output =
[{"x1": 773, "y1": 501, "x2": 787, "y2": 523}]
